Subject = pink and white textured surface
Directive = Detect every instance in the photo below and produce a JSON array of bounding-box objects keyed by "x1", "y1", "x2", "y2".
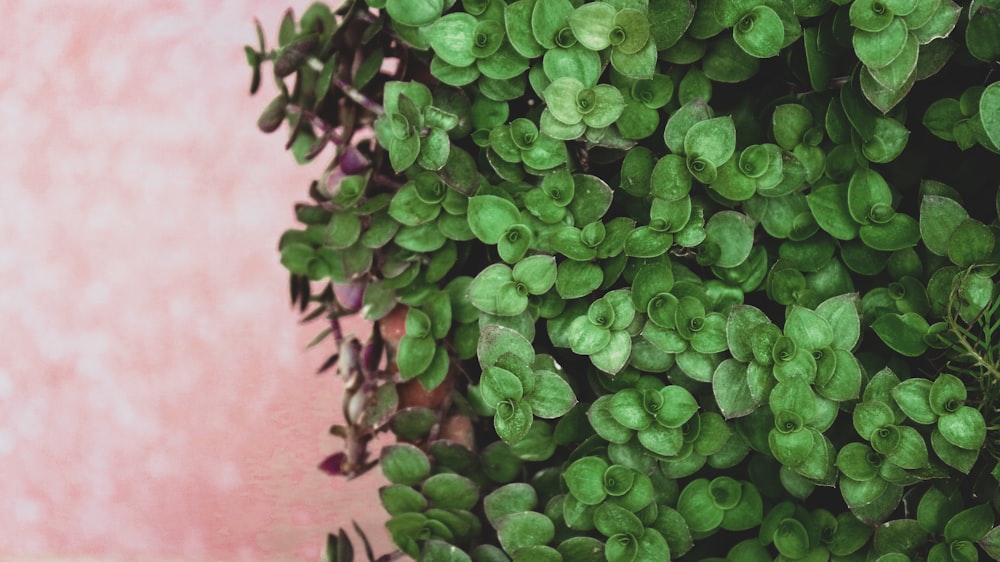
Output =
[{"x1": 0, "y1": 1, "x2": 390, "y2": 560}]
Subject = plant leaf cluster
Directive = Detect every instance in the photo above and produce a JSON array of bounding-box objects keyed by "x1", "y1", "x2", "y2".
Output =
[{"x1": 250, "y1": 1, "x2": 1000, "y2": 561}]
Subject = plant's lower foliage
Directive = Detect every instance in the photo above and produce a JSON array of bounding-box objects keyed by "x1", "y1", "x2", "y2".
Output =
[{"x1": 251, "y1": 0, "x2": 1000, "y2": 561}]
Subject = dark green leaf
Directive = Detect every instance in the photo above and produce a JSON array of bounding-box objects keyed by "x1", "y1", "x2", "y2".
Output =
[
  {"x1": 381, "y1": 484, "x2": 429, "y2": 516},
  {"x1": 485, "y1": 483, "x2": 538, "y2": 527},
  {"x1": 381, "y1": 444, "x2": 431, "y2": 486},
  {"x1": 713, "y1": 359, "x2": 758, "y2": 419},
  {"x1": 733, "y1": 5, "x2": 785, "y2": 58},
  {"x1": 386, "y1": 0, "x2": 444, "y2": 27},
  {"x1": 920, "y1": 194, "x2": 968, "y2": 256},
  {"x1": 677, "y1": 479, "x2": 726, "y2": 532},
  {"x1": 467, "y1": 195, "x2": 522, "y2": 244},
  {"x1": 945, "y1": 504, "x2": 995, "y2": 543},
  {"x1": 497, "y1": 511, "x2": 555, "y2": 554},
  {"x1": 938, "y1": 406, "x2": 986, "y2": 450},
  {"x1": 423, "y1": 473, "x2": 480, "y2": 510}
]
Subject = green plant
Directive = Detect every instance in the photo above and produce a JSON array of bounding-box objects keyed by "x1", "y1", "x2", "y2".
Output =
[{"x1": 248, "y1": 1, "x2": 1000, "y2": 560}]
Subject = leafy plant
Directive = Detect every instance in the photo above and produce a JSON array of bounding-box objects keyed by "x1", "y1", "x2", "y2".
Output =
[{"x1": 249, "y1": 1, "x2": 1000, "y2": 560}]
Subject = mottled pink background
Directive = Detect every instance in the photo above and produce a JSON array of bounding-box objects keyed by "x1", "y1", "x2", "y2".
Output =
[{"x1": 0, "y1": 2, "x2": 392, "y2": 560}]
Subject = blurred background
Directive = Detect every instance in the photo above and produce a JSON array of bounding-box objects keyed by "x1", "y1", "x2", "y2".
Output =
[{"x1": 0, "y1": 1, "x2": 391, "y2": 560}]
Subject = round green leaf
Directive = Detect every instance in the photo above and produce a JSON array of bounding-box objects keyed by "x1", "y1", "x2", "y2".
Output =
[
  {"x1": 495, "y1": 399, "x2": 534, "y2": 443},
  {"x1": 713, "y1": 359, "x2": 758, "y2": 419},
  {"x1": 590, "y1": 330, "x2": 632, "y2": 376},
  {"x1": 816, "y1": 348, "x2": 862, "y2": 402},
  {"x1": 772, "y1": 104, "x2": 815, "y2": 151},
  {"x1": 477, "y1": 40, "x2": 530, "y2": 80},
  {"x1": 853, "y1": 18, "x2": 909, "y2": 69},
  {"x1": 545, "y1": 77, "x2": 586, "y2": 125},
  {"x1": 684, "y1": 116, "x2": 737, "y2": 167},
  {"x1": 602, "y1": 464, "x2": 636, "y2": 498},
  {"x1": 929, "y1": 373, "x2": 967, "y2": 415},
  {"x1": 631, "y1": 262, "x2": 674, "y2": 312},
  {"x1": 522, "y1": 133, "x2": 569, "y2": 170},
  {"x1": 506, "y1": 0, "x2": 545, "y2": 58},
  {"x1": 947, "y1": 219, "x2": 995, "y2": 267},
  {"x1": 468, "y1": 264, "x2": 515, "y2": 315},
  {"x1": 380, "y1": 484, "x2": 429, "y2": 516},
  {"x1": 468, "y1": 195, "x2": 522, "y2": 244},
  {"x1": 850, "y1": 0, "x2": 896, "y2": 32},
  {"x1": 569, "y1": 316, "x2": 612, "y2": 355},
  {"x1": 853, "y1": 399, "x2": 896, "y2": 440},
  {"x1": 423, "y1": 540, "x2": 473, "y2": 562},
  {"x1": 512, "y1": 255, "x2": 557, "y2": 295},
  {"x1": 909, "y1": 0, "x2": 960, "y2": 43},
  {"x1": 570, "y1": 174, "x2": 614, "y2": 225},
  {"x1": 884, "y1": 425, "x2": 929, "y2": 469},
  {"x1": 612, "y1": 37, "x2": 658, "y2": 77},
  {"x1": 471, "y1": 20, "x2": 506, "y2": 59},
  {"x1": 891, "y1": 378, "x2": 937, "y2": 424},
  {"x1": 931, "y1": 428, "x2": 978, "y2": 474},
  {"x1": 624, "y1": 227, "x2": 673, "y2": 258},
  {"x1": 725, "y1": 306, "x2": 771, "y2": 364},
  {"x1": 481, "y1": 366, "x2": 525, "y2": 407},
  {"x1": 836, "y1": 442, "x2": 881, "y2": 481},
  {"x1": 772, "y1": 518, "x2": 810, "y2": 559},
  {"x1": 556, "y1": 260, "x2": 603, "y2": 299},
  {"x1": 945, "y1": 504, "x2": 995, "y2": 543},
  {"x1": 422, "y1": 473, "x2": 480, "y2": 510},
  {"x1": 859, "y1": 213, "x2": 920, "y2": 251},
  {"x1": 650, "y1": 154, "x2": 692, "y2": 201},
  {"x1": 532, "y1": 0, "x2": 574, "y2": 49},
  {"x1": 847, "y1": 168, "x2": 893, "y2": 225},
  {"x1": 610, "y1": 388, "x2": 652, "y2": 430},
  {"x1": 479, "y1": 324, "x2": 535, "y2": 369},
  {"x1": 677, "y1": 479, "x2": 725, "y2": 532},
  {"x1": 499, "y1": 224, "x2": 533, "y2": 264},
  {"x1": 691, "y1": 313, "x2": 728, "y2": 354},
  {"x1": 656, "y1": 386, "x2": 699, "y2": 428},
  {"x1": 569, "y1": 2, "x2": 617, "y2": 50},
  {"x1": 770, "y1": 379, "x2": 817, "y2": 417},
  {"x1": 542, "y1": 42, "x2": 604, "y2": 86},
  {"x1": 705, "y1": 476, "x2": 742, "y2": 510},
  {"x1": 664, "y1": 100, "x2": 712, "y2": 154},
  {"x1": 428, "y1": 13, "x2": 477, "y2": 67},
  {"x1": 556, "y1": 537, "x2": 606, "y2": 562},
  {"x1": 527, "y1": 371, "x2": 577, "y2": 419},
  {"x1": 386, "y1": 0, "x2": 444, "y2": 27},
  {"x1": 497, "y1": 511, "x2": 555, "y2": 554},
  {"x1": 613, "y1": 9, "x2": 652, "y2": 54},
  {"x1": 583, "y1": 84, "x2": 626, "y2": 128},
  {"x1": 839, "y1": 474, "x2": 889, "y2": 509},
  {"x1": 867, "y1": 33, "x2": 918, "y2": 91},
  {"x1": 785, "y1": 305, "x2": 834, "y2": 351},
  {"x1": 565, "y1": 456, "x2": 611, "y2": 505},
  {"x1": 381, "y1": 443, "x2": 432, "y2": 486},
  {"x1": 734, "y1": 5, "x2": 785, "y2": 58},
  {"x1": 595, "y1": 502, "x2": 644, "y2": 540},
  {"x1": 637, "y1": 423, "x2": 684, "y2": 456},
  {"x1": 920, "y1": 195, "x2": 969, "y2": 256},
  {"x1": 398, "y1": 334, "x2": 436, "y2": 380},
  {"x1": 703, "y1": 211, "x2": 755, "y2": 268},
  {"x1": 815, "y1": 293, "x2": 862, "y2": 350},
  {"x1": 589, "y1": 395, "x2": 636, "y2": 444},
  {"x1": 938, "y1": 406, "x2": 986, "y2": 450},
  {"x1": 871, "y1": 312, "x2": 929, "y2": 357}
]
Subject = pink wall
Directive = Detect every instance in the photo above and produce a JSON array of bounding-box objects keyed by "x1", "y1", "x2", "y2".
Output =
[{"x1": 0, "y1": 1, "x2": 391, "y2": 560}]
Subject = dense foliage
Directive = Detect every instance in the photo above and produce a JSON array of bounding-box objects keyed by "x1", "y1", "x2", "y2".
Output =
[{"x1": 247, "y1": 0, "x2": 1000, "y2": 560}]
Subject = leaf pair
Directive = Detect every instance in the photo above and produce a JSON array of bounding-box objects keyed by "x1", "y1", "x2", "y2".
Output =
[
  {"x1": 567, "y1": 290, "x2": 636, "y2": 375},
  {"x1": 468, "y1": 256, "x2": 557, "y2": 317},
  {"x1": 891, "y1": 374, "x2": 987, "y2": 451}
]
